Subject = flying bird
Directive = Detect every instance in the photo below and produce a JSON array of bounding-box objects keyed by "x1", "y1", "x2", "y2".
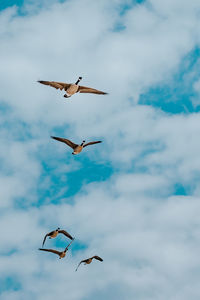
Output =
[
  {"x1": 51, "y1": 136, "x2": 102, "y2": 155},
  {"x1": 75, "y1": 255, "x2": 103, "y2": 271},
  {"x1": 42, "y1": 227, "x2": 74, "y2": 247},
  {"x1": 39, "y1": 241, "x2": 73, "y2": 259},
  {"x1": 37, "y1": 77, "x2": 107, "y2": 98}
]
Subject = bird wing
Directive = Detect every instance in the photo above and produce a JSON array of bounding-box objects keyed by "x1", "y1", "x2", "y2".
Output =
[
  {"x1": 92, "y1": 255, "x2": 103, "y2": 262},
  {"x1": 83, "y1": 141, "x2": 102, "y2": 148},
  {"x1": 58, "y1": 230, "x2": 74, "y2": 240},
  {"x1": 75, "y1": 260, "x2": 85, "y2": 271},
  {"x1": 78, "y1": 85, "x2": 107, "y2": 95},
  {"x1": 38, "y1": 248, "x2": 61, "y2": 256},
  {"x1": 38, "y1": 80, "x2": 71, "y2": 91},
  {"x1": 51, "y1": 136, "x2": 78, "y2": 149},
  {"x1": 42, "y1": 233, "x2": 50, "y2": 247}
]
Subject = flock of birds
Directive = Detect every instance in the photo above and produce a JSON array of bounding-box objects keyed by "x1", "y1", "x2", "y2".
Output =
[{"x1": 37, "y1": 76, "x2": 107, "y2": 271}]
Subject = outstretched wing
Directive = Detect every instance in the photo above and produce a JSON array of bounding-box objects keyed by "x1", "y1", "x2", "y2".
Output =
[
  {"x1": 42, "y1": 233, "x2": 49, "y2": 247},
  {"x1": 51, "y1": 136, "x2": 78, "y2": 149},
  {"x1": 78, "y1": 85, "x2": 107, "y2": 95},
  {"x1": 58, "y1": 229, "x2": 74, "y2": 240},
  {"x1": 83, "y1": 141, "x2": 102, "y2": 148},
  {"x1": 92, "y1": 255, "x2": 103, "y2": 262},
  {"x1": 75, "y1": 260, "x2": 85, "y2": 271},
  {"x1": 38, "y1": 248, "x2": 61, "y2": 256},
  {"x1": 38, "y1": 80, "x2": 71, "y2": 91}
]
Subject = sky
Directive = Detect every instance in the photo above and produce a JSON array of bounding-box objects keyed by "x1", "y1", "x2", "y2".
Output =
[{"x1": 1, "y1": 0, "x2": 200, "y2": 299}]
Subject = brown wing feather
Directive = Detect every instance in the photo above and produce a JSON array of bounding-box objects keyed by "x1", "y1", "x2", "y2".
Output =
[
  {"x1": 42, "y1": 234, "x2": 49, "y2": 247},
  {"x1": 78, "y1": 85, "x2": 107, "y2": 95},
  {"x1": 75, "y1": 260, "x2": 86, "y2": 271},
  {"x1": 92, "y1": 255, "x2": 103, "y2": 262},
  {"x1": 38, "y1": 248, "x2": 61, "y2": 256},
  {"x1": 58, "y1": 230, "x2": 74, "y2": 240},
  {"x1": 83, "y1": 141, "x2": 102, "y2": 148},
  {"x1": 38, "y1": 80, "x2": 71, "y2": 91},
  {"x1": 51, "y1": 136, "x2": 78, "y2": 149}
]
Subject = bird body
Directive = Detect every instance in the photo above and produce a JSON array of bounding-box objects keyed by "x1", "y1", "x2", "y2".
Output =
[
  {"x1": 73, "y1": 145, "x2": 83, "y2": 155},
  {"x1": 65, "y1": 84, "x2": 79, "y2": 97},
  {"x1": 38, "y1": 77, "x2": 107, "y2": 98},
  {"x1": 59, "y1": 251, "x2": 67, "y2": 259},
  {"x1": 83, "y1": 258, "x2": 93, "y2": 265},
  {"x1": 48, "y1": 230, "x2": 58, "y2": 238},
  {"x1": 75, "y1": 255, "x2": 103, "y2": 271},
  {"x1": 51, "y1": 136, "x2": 102, "y2": 155},
  {"x1": 42, "y1": 227, "x2": 74, "y2": 247}
]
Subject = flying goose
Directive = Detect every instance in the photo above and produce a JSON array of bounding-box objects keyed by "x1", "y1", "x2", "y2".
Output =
[
  {"x1": 51, "y1": 136, "x2": 102, "y2": 155},
  {"x1": 37, "y1": 77, "x2": 107, "y2": 98},
  {"x1": 42, "y1": 227, "x2": 74, "y2": 247},
  {"x1": 39, "y1": 240, "x2": 73, "y2": 259},
  {"x1": 75, "y1": 255, "x2": 103, "y2": 271}
]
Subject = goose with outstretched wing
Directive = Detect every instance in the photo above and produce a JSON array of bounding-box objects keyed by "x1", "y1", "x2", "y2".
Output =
[
  {"x1": 42, "y1": 227, "x2": 74, "y2": 247},
  {"x1": 39, "y1": 241, "x2": 74, "y2": 259},
  {"x1": 75, "y1": 256, "x2": 103, "y2": 271},
  {"x1": 38, "y1": 77, "x2": 107, "y2": 98},
  {"x1": 51, "y1": 136, "x2": 102, "y2": 155}
]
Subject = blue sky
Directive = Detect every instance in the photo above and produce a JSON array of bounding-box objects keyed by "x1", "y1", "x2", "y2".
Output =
[
  {"x1": 0, "y1": 0, "x2": 23, "y2": 10},
  {"x1": 1, "y1": 0, "x2": 200, "y2": 299},
  {"x1": 140, "y1": 47, "x2": 200, "y2": 114}
]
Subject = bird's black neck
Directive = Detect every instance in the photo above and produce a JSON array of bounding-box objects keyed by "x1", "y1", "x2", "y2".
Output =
[{"x1": 75, "y1": 77, "x2": 82, "y2": 85}]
